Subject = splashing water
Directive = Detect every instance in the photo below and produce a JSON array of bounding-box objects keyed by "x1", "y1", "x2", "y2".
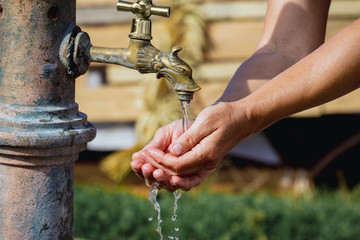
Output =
[
  {"x1": 171, "y1": 189, "x2": 184, "y2": 222},
  {"x1": 149, "y1": 184, "x2": 164, "y2": 240},
  {"x1": 169, "y1": 100, "x2": 190, "y2": 232},
  {"x1": 148, "y1": 100, "x2": 191, "y2": 240}
]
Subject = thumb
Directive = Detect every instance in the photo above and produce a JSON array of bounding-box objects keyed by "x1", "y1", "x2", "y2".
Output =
[{"x1": 169, "y1": 120, "x2": 211, "y2": 156}]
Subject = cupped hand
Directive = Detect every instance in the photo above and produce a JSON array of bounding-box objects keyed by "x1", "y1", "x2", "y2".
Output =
[
  {"x1": 131, "y1": 120, "x2": 186, "y2": 191},
  {"x1": 131, "y1": 101, "x2": 253, "y2": 191}
]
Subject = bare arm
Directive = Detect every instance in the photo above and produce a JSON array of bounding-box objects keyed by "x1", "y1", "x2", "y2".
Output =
[
  {"x1": 219, "y1": 0, "x2": 331, "y2": 102},
  {"x1": 242, "y1": 17, "x2": 360, "y2": 135}
]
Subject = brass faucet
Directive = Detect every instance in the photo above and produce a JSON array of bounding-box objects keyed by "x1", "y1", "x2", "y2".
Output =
[{"x1": 61, "y1": 0, "x2": 200, "y2": 101}]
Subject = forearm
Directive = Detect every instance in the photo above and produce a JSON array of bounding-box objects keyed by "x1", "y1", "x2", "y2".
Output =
[
  {"x1": 242, "y1": 18, "x2": 360, "y2": 134},
  {"x1": 217, "y1": 51, "x2": 299, "y2": 102},
  {"x1": 218, "y1": 0, "x2": 330, "y2": 103}
]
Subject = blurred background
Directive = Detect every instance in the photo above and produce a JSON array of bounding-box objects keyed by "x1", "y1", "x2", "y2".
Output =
[{"x1": 74, "y1": 0, "x2": 360, "y2": 239}]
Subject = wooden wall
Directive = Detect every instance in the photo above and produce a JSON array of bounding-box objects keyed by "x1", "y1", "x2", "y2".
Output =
[{"x1": 75, "y1": 0, "x2": 360, "y2": 122}]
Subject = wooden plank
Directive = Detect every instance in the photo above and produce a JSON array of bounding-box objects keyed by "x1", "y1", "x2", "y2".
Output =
[
  {"x1": 76, "y1": 71, "x2": 360, "y2": 122},
  {"x1": 76, "y1": 0, "x2": 257, "y2": 8},
  {"x1": 77, "y1": 0, "x2": 114, "y2": 7},
  {"x1": 79, "y1": 23, "x2": 164, "y2": 48},
  {"x1": 325, "y1": 19, "x2": 354, "y2": 40},
  {"x1": 329, "y1": 1, "x2": 360, "y2": 19},
  {"x1": 106, "y1": 66, "x2": 152, "y2": 84},
  {"x1": 79, "y1": 18, "x2": 355, "y2": 61},
  {"x1": 75, "y1": 74, "x2": 228, "y2": 122},
  {"x1": 76, "y1": 7, "x2": 129, "y2": 26},
  {"x1": 203, "y1": 2, "x2": 267, "y2": 21},
  {"x1": 206, "y1": 18, "x2": 356, "y2": 61},
  {"x1": 195, "y1": 81, "x2": 227, "y2": 108},
  {"x1": 205, "y1": 20, "x2": 263, "y2": 61},
  {"x1": 75, "y1": 83, "x2": 144, "y2": 122},
  {"x1": 76, "y1": 0, "x2": 360, "y2": 25},
  {"x1": 204, "y1": 1, "x2": 360, "y2": 21},
  {"x1": 292, "y1": 89, "x2": 360, "y2": 118},
  {"x1": 76, "y1": 0, "x2": 260, "y2": 7},
  {"x1": 196, "y1": 61, "x2": 241, "y2": 82},
  {"x1": 77, "y1": 0, "x2": 174, "y2": 8},
  {"x1": 323, "y1": 89, "x2": 360, "y2": 114},
  {"x1": 79, "y1": 25, "x2": 129, "y2": 48}
]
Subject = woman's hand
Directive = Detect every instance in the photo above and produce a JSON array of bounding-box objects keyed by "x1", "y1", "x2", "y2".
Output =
[
  {"x1": 131, "y1": 101, "x2": 253, "y2": 190},
  {"x1": 131, "y1": 120, "x2": 185, "y2": 190}
]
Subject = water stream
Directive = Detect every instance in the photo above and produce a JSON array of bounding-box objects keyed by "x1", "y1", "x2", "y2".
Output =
[
  {"x1": 149, "y1": 183, "x2": 163, "y2": 239},
  {"x1": 181, "y1": 100, "x2": 190, "y2": 134},
  {"x1": 148, "y1": 100, "x2": 190, "y2": 240}
]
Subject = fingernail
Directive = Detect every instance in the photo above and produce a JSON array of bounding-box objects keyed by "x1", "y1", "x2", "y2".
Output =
[{"x1": 172, "y1": 144, "x2": 183, "y2": 156}]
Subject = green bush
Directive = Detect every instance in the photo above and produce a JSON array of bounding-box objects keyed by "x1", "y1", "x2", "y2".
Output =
[{"x1": 74, "y1": 186, "x2": 360, "y2": 240}]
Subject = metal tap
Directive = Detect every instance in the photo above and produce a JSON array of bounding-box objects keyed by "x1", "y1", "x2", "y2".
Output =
[{"x1": 60, "y1": 0, "x2": 200, "y2": 101}]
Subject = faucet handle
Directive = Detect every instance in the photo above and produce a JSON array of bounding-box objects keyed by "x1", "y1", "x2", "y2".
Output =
[{"x1": 117, "y1": 0, "x2": 170, "y2": 20}]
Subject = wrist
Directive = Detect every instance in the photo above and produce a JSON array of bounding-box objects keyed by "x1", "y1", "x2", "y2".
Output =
[{"x1": 235, "y1": 96, "x2": 275, "y2": 136}]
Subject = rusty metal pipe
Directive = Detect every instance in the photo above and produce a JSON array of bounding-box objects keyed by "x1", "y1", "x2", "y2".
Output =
[{"x1": 0, "y1": 0, "x2": 95, "y2": 239}]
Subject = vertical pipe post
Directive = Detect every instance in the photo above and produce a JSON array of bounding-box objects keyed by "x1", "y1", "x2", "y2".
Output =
[{"x1": 0, "y1": 0, "x2": 95, "y2": 239}]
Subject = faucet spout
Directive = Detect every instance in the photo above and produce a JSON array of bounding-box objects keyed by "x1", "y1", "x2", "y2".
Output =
[{"x1": 152, "y1": 46, "x2": 201, "y2": 100}]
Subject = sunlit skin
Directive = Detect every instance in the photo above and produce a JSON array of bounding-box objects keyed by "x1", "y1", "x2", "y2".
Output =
[{"x1": 131, "y1": 0, "x2": 360, "y2": 190}]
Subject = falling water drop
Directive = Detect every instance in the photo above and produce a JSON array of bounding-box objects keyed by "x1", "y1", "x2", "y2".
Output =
[
  {"x1": 147, "y1": 100, "x2": 192, "y2": 240},
  {"x1": 168, "y1": 100, "x2": 190, "y2": 239},
  {"x1": 172, "y1": 189, "x2": 184, "y2": 222},
  {"x1": 149, "y1": 184, "x2": 164, "y2": 240}
]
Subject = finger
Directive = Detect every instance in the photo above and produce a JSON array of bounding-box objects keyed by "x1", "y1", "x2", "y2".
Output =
[
  {"x1": 142, "y1": 163, "x2": 157, "y2": 187},
  {"x1": 132, "y1": 151, "x2": 143, "y2": 162},
  {"x1": 153, "y1": 169, "x2": 178, "y2": 192},
  {"x1": 169, "y1": 170, "x2": 214, "y2": 191},
  {"x1": 143, "y1": 148, "x2": 182, "y2": 176},
  {"x1": 146, "y1": 142, "x2": 216, "y2": 176},
  {"x1": 147, "y1": 121, "x2": 182, "y2": 151},
  {"x1": 153, "y1": 168, "x2": 170, "y2": 184},
  {"x1": 134, "y1": 131, "x2": 167, "y2": 157},
  {"x1": 168, "y1": 117, "x2": 215, "y2": 157},
  {"x1": 130, "y1": 159, "x2": 145, "y2": 179}
]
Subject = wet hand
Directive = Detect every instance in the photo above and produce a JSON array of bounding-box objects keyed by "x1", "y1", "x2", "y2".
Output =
[
  {"x1": 137, "y1": 101, "x2": 252, "y2": 190},
  {"x1": 131, "y1": 120, "x2": 188, "y2": 191}
]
